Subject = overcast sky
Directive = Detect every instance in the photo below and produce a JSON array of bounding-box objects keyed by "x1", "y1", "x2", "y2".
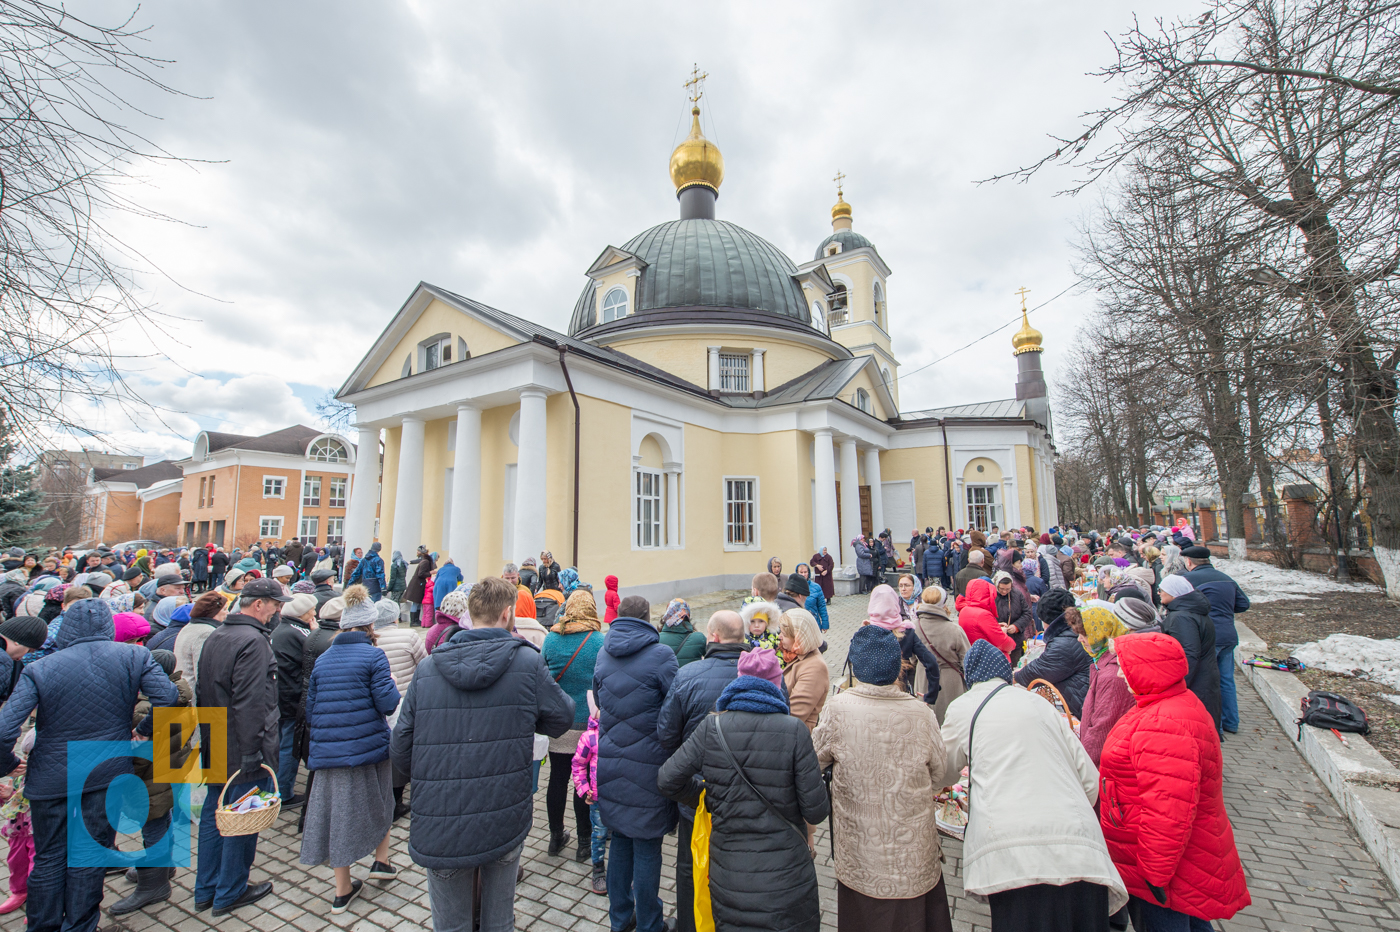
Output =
[{"x1": 74, "y1": 0, "x2": 1204, "y2": 461}]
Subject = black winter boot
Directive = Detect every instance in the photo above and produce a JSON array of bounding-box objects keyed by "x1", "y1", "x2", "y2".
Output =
[
  {"x1": 547, "y1": 829, "x2": 571, "y2": 857},
  {"x1": 107, "y1": 866, "x2": 171, "y2": 916}
]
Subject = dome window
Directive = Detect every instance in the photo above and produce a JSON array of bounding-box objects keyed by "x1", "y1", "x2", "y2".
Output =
[
  {"x1": 811, "y1": 301, "x2": 825, "y2": 333},
  {"x1": 825, "y1": 243, "x2": 841, "y2": 257},
  {"x1": 854, "y1": 388, "x2": 871, "y2": 414},
  {"x1": 309, "y1": 438, "x2": 348, "y2": 463},
  {"x1": 602, "y1": 287, "x2": 629, "y2": 323}
]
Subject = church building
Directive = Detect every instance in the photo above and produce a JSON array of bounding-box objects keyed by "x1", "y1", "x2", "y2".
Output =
[{"x1": 336, "y1": 90, "x2": 1057, "y2": 600}]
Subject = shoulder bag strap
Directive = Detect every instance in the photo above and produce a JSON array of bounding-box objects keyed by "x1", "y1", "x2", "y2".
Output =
[
  {"x1": 553, "y1": 632, "x2": 592, "y2": 683},
  {"x1": 964, "y1": 682, "x2": 1011, "y2": 820},
  {"x1": 914, "y1": 619, "x2": 967, "y2": 688},
  {"x1": 712, "y1": 714, "x2": 807, "y2": 842}
]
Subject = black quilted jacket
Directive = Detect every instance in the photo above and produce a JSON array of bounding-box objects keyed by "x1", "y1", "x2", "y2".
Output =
[
  {"x1": 195, "y1": 613, "x2": 280, "y2": 782},
  {"x1": 390, "y1": 626, "x2": 574, "y2": 868},
  {"x1": 658, "y1": 709, "x2": 829, "y2": 932},
  {"x1": 0, "y1": 599, "x2": 178, "y2": 799}
]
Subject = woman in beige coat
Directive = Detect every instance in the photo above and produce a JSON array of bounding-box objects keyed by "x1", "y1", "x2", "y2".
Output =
[
  {"x1": 780, "y1": 608, "x2": 829, "y2": 730},
  {"x1": 911, "y1": 586, "x2": 970, "y2": 723},
  {"x1": 814, "y1": 625, "x2": 952, "y2": 932}
]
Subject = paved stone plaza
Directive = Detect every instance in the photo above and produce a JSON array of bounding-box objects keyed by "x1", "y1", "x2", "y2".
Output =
[{"x1": 55, "y1": 593, "x2": 1400, "y2": 932}]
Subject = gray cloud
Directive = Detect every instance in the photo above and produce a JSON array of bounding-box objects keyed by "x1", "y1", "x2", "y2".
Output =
[{"x1": 72, "y1": 0, "x2": 1202, "y2": 457}]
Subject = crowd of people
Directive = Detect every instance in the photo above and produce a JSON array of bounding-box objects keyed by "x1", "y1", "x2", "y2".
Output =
[{"x1": 0, "y1": 516, "x2": 1255, "y2": 932}]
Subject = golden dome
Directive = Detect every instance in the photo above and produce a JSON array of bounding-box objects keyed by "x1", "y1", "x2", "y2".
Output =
[
  {"x1": 669, "y1": 107, "x2": 724, "y2": 195},
  {"x1": 1012, "y1": 307, "x2": 1043, "y2": 355},
  {"x1": 831, "y1": 193, "x2": 852, "y2": 221}
]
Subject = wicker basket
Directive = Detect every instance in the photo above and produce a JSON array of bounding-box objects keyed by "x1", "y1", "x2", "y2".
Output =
[
  {"x1": 214, "y1": 764, "x2": 281, "y2": 837},
  {"x1": 1027, "y1": 678, "x2": 1081, "y2": 733}
]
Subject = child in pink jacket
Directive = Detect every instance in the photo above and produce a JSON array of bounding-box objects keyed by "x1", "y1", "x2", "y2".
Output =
[{"x1": 571, "y1": 696, "x2": 609, "y2": 895}]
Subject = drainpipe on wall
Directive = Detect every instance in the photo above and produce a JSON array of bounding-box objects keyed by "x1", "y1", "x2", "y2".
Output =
[
  {"x1": 940, "y1": 418, "x2": 954, "y2": 530},
  {"x1": 558, "y1": 346, "x2": 581, "y2": 571}
]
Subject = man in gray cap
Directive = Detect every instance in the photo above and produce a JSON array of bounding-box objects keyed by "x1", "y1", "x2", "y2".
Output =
[
  {"x1": 148, "y1": 563, "x2": 192, "y2": 631},
  {"x1": 309, "y1": 567, "x2": 339, "y2": 614},
  {"x1": 193, "y1": 577, "x2": 285, "y2": 915}
]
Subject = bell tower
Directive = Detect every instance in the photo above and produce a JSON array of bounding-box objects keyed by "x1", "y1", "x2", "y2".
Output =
[{"x1": 1011, "y1": 287, "x2": 1050, "y2": 434}]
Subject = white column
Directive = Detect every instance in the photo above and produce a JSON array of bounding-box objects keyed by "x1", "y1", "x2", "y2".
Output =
[
  {"x1": 664, "y1": 464, "x2": 681, "y2": 547},
  {"x1": 752, "y1": 349, "x2": 766, "y2": 393},
  {"x1": 707, "y1": 346, "x2": 721, "y2": 390},
  {"x1": 512, "y1": 388, "x2": 549, "y2": 565},
  {"x1": 391, "y1": 416, "x2": 425, "y2": 555},
  {"x1": 812, "y1": 429, "x2": 839, "y2": 558},
  {"x1": 344, "y1": 425, "x2": 381, "y2": 551},
  {"x1": 865, "y1": 447, "x2": 885, "y2": 533},
  {"x1": 839, "y1": 438, "x2": 861, "y2": 567},
  {"x1": 449, "y1": 403, "x2": 481, "y2": 579}
]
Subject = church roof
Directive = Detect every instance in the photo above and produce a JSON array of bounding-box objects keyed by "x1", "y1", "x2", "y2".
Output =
[
  {"x1": 814, "y1": 229, "x2": 877, "y2": 262},
  {"x1": 569, "y1": 219, "x2": 811, "y2": 336},
  {"x1": 899, "y1": 398, "x2": 1026, "y2": 420}
]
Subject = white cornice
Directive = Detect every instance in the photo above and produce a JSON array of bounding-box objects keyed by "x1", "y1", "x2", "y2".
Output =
[
  {"x1": 796, "y1": 245, "x2": 892, "y2": 279},
  {"x1": 592, "y1": 322, "x2": 851, "y2": 359}
]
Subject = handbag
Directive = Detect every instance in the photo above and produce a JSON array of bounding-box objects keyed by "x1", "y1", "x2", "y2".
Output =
[{"x1": 712, "y1": 715, "x2": 808, "y2": 842}]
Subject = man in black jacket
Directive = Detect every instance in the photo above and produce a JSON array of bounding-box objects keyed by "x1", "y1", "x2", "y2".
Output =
[
  {"x1": 309, "y1": 567, "x2": 338, "y2": 612},
  {"x1": 391, "y1": 576, "x2": 573, "y2": 932},
  {"x1": 194, "y1": 577, "x2": 285, "y2": 916},
  {"x1": 656, "y1": 610, "x2": 747, "y2": 932},
  {"x1": 270, "y1": 592, "x2": 316, "y2": 810}
]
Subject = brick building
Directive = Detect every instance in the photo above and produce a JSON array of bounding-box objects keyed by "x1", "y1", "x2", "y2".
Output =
[{"x1": 80, "y1": 461, "x2": 185, "y2": 546}]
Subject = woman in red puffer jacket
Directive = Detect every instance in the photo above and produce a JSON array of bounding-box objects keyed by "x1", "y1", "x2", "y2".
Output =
[
  {"x1": 1098, "y1": 633, "x2": 1250, "y2": 930},
  {"x1": 953, "y1": 578, "x2": 1015, "y2": 661}
]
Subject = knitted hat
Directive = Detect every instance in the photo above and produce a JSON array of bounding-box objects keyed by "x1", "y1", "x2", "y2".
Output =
[
  {"x1": 149, "y1": 649, "x2": 177, "y2": 678},
  {"x1": 0, "y1": 615, "x2": 47, "y2": 651},
  {"x1": 340, "y1": 585, "x2": 377, "y2": 629},
  {"x1": 320, "y1": 596, "x2": 346, "y2": 620},
  {"x1": 1159, "y1": 575, "x2": 1194, "y2": 599},
  {"x1": 112, "y1": 612, "x2": 150, "y2": 644},
  {"x1": 1113, "y1": 597, "x2": 1158, "y2": 631},
  {"x1": 374, "y1": 599, "x2": 400, "y2": 628},
  {"x1": 964, "y1": 639, "x2": 1013, "y2": 686},
  {"x1": 224, "y1": 567, "x2": 247, "y2": 587},
  {"x1": 785, "y1": 573, "x2": 810, "y2": 597},
  {"x1": 848, "y1": 624, "x2": 902, "y2": 686},
  {"x1": 284, "y1": 593, "x2": 318, "y2": 620},
  {"x1": 272, "y1": 564, "x2": 294, "y2": 578},
  {"x1": 737, "y1": 647, "x2": 783, "y2": 688},
  {"x1": 291, "y1": 580, "x2": 316, "y2": 593}
]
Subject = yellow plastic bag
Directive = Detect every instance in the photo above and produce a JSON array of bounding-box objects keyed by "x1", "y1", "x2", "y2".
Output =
[{"x1": 692, "y1": 791, "x2": 715, "y2": 932}]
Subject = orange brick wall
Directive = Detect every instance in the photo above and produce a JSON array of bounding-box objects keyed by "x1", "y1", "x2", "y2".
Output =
[
  {"x1": 138, "y1": 492, "x2": 183, "y2": 544},
  {"x1": 179, "y1": 463, "x2": 350, "y2": 548},
  {"x1": 99, "y1": 490, "x2": 142, "y2": 543}
]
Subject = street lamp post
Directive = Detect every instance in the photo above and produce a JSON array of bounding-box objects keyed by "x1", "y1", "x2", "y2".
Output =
[{"x1": 1320, "y1": 440, "x2": 1350, "y2": 583}]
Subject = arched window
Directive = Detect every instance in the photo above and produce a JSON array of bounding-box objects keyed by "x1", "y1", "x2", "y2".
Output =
[
  {"x1": 602, "y1": 287, "x2": 629, "y2": 323},
  {"x1": 811, "y1": 301, "x2": 825, "y2": 333},
  {"x1": 855, "y1": 388, "x2": 871, "y2": 413},
  {"x1": 882, "y1": 367, "x2": 891, "y2": 386},
  {"x1": 872, "y1": 281, "x2": 884, "y2": 324},
  {"x1": 309, "y1": 438, "x2": 348, "y2": 462}
]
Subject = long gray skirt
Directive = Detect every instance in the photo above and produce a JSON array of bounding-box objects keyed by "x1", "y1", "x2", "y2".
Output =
[{"x1": 299, "y1": 759, "x2": 393, "y2": 868}]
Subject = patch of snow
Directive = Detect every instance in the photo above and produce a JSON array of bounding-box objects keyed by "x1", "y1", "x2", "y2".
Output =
[
  {"x1": 1214, "y1": 559, "x2": 1381, "y2": 602},
  {"x1": 1383, "y1": 695, "x2": 1400, "y2": 708},
  {"x1": 1292, "y1": 633, "x2": 1400, "y2": 691}
]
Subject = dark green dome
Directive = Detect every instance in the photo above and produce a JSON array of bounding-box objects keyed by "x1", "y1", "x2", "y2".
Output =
[
  {"x1": 569, "y1": 219, "x2": 810, "y2": 336},
  {"x1": 814, "y1": 229, "x2": 875, "y2": 261}
]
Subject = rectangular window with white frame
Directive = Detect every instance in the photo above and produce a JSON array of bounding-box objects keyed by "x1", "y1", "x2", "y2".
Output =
[
  {"x1": 724, "y1": 477, "x2": 758, "y2": 549},
  {"x1": 328, "y1": 477, "x2": 347, "y2": 508},
  {"x1": 259, "y1": 516, "x2": 283, "y2": 539},
  {"x1": 262, "y1": 476, "x2": 285, "y2": 499},
  {"x1": 303, "y1": 476, "x2": 321, "y2": 506},
  {"x1": 635, "y1": 470, "x2": 662, "y2": 548},
  {"x1": 326, "y1": 516, "x2": 344, "y2": 545},
  {"x1": 298, "y1": 516, "x2": 318, "y2": 544},
  {"x1": 718, "y1": 353, "x2": 750, "y2": 392},
  {"x1": 966, "y1": 484, "x2": 999, "y2": 531}
]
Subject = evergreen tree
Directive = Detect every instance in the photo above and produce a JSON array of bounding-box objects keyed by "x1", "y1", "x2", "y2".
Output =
[{"x1": 0, "y1": 424, "x2": 49, "y2": 551}]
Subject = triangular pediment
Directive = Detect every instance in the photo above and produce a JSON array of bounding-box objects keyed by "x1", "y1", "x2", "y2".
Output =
[{"x1": 585, "y1": 245, "x2": 646, "y2": 279}]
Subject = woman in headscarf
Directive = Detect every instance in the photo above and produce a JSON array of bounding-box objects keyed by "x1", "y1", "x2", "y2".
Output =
[
  {"x1": 992, "y1": 570, "x2": 1035, "y2": 666},
  {"x1": 559, "y1": 567, "x2": 580, "y2": 599},
  {"x1": 1066, "y1": 605, "x2": 1134, "y2": 766},
  {"x1": 657, "y1": 598, "x2": 704, "y2": 666},
  {"x1": 896, "y1": 574, "x2": 922, "y2": 626},
  {"x1": 810, "y1": 547, "x2": 835, "y2": 601},
  {"x1": 941, "y1": 641, "x2": 1127, "y2": 931},
  {"x1": 424, "y1": 588, "x2": 469, "y2": 653},
  {"x1": 815, "y1": 625, "x2": 952, "y2": 932},
  {"x1": 794, "y1": 564, "x2": 829, "y2": 630},
  {"x1": 1159, "y1": 543, "x2": 1188, "y2": 579},
  {"x1": 911, "y1": 585, "x2": 968, "y2": 724},
  {"x1": 1037, "y1": 534, "x2": 1066, "y2": 588},
  {"x1": 860, "y1": 585, "x2": 939, "y2": 707},
  {"x1": 766, "y1": 557, "x2": 783, "y2": 580},
  {"x1": 657, "y1": 651, "x2": 829, "y2": 932},
  {"x1": 541, "y1": 590, "x2": 604, "y2": 859},
  {"x1": 1020, "y1": 549, "x2": 1047, "y2": 599},
  {"x1": 1012, "y1": 590, "x2": 1092, "y2": 717},
  {"x1": 387, "y1": 551, "x2": 407, "y2": 603}
]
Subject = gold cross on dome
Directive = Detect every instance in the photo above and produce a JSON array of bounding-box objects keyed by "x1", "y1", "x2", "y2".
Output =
[
  {"x1": 833, "y1": 170, "x2": 846, "y2": 196},
  {"x1": 685, "y1": 65, "x2": 708, "y2": 105},
  {"x1": 1015, "y1": 286, "x2": 1031, "y2": 310}
]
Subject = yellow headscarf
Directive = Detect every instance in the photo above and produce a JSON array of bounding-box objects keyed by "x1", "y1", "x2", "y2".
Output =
[
  {"x1": 136, "y1": 549, "x2": 148, "y2": 558},
  {"x1": 1080, "y1": 605, "x2": 1129, "y2": 659},
  {"x1": 554, "y1": 589, "x2": 601, "y2": 635}
]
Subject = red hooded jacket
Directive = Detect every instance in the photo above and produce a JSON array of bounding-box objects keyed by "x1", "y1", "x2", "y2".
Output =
[
  {"x1": 1099, "y1": 633, "x2": 1250, "y2": 920},
  {"x1": 603, "y1": 575, "x2": 620, "y2": 626},
  {"x1": 953, "y1": 578, "x2": 1015, "y2": 660}
]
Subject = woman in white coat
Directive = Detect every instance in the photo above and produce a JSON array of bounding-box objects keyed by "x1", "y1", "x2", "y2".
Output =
[
  {"x1": 371, "y1": 599, "x2": 425, "y2": 820},
  {"x1": 940, "y1": 640, "x2": 1126, "y2": 932}
]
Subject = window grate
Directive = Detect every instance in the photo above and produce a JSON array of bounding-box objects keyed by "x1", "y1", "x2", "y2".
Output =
[{"x1": 719, "y1": 353, "x2": 750, "y2": 392}]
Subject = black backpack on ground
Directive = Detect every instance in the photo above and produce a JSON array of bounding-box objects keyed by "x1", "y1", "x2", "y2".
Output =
[{"x1": 1296, "y1": 690, "x2": 1370, "y2": 740}]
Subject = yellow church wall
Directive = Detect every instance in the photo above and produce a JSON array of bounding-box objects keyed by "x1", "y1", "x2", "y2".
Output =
[
  {"x1": 475, "y1": 403, "x2": 518, "y2": 581},
  {"x1": 1015, "y1": 444, "x2": 1037, "y2": 528},
  {"x1": 543, "y1": 393, "x2": 577, "y2": 571},
  {"x1": 963, "y1": 457, "x2": 1003, "y2": 484},
  {"x1": 419, "y1": 418, "x2": 452, "y2": 553},
  {"x1": 603, "y1": 333, "x2": 839, "y2": 392},
  {"x1": 760, "y1": 339, "x2": 842, "y2": 392},
  {"x1": 378, "y1": 426, "x2": 402, "y2": 555},
  {"x1": 842, "y1": 368, "x2": 891, "y2": 421},
  {"x1": 882, "y1": 445, "x2": 954, "y2": 532},
  {"x1": 365, "y1": 298, "x2": 522, "y2": 389}
]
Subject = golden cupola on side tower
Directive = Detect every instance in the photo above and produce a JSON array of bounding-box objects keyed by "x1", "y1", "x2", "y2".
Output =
[
  {"x1": 669, "y1": 105, "x2": 724, "y2": 196},
  {"x1": 1011, "y1": 287, "x2": 1043, "y2": 355}
]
